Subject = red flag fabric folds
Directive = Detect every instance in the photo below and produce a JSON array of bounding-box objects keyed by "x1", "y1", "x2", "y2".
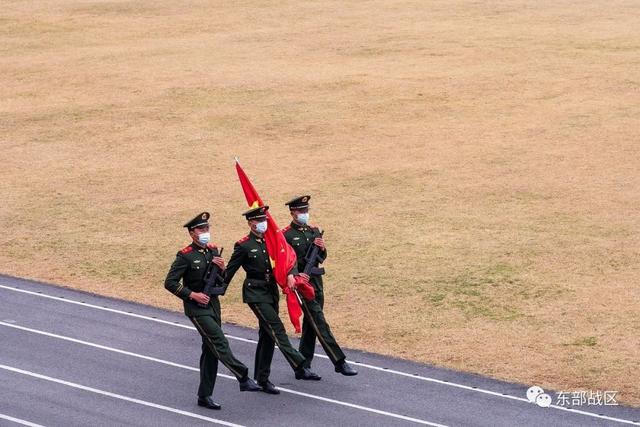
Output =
[
  {"x1": 235, "y1": 160, "x2": 303, "y2": 332},
  {"x1": 294, "y1": 276, "x2": 316, "y2": 301}
]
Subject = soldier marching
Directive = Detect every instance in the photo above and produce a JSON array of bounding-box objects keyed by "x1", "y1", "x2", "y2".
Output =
[
  {"x1": 165, "y1": 200, "x2": 356, "y2": 410},
  {"x1": 164, "y1": 212, "x2": 261, "y2": 410},
  {"x1": 283, "y1": 195, "x2": 357, "y2": 377}
]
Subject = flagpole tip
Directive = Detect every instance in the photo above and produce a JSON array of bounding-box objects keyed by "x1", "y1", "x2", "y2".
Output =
[{"x1": 234, "y1": 156, "x2": 240, "y2": 163}]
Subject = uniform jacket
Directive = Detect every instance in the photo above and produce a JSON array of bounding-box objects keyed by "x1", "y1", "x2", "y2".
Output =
[
  {"x1": 283, "y1": 222, "x2": 327, "y2": 294},
  {"x1": 224, "y1": 232, "x2": 297, "y2": 304},
  {"x1": 164, "y1": 242, "x2": 221, "y2": 317}
]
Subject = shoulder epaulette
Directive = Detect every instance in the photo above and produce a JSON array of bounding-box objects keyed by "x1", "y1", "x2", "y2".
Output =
[
  {"x1": 206, "y1": 242, "x2": 218, "y2": 250},
  {"x1": 236, "y1": 236, "x2": 250, "y2": 245},
  {"x1": 180, "y1": 245, "x2": 193, "y2": 254},
  {"x1": 310, "y1": 224, "x2": 322, "y2": 232}
]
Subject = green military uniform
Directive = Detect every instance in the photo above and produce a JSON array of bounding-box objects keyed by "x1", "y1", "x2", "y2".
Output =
[
  {"x1": 284, "y1": 195, "x2": 357, "y2": 376},
  {"x1": 224, "y1": 206, "x2": 309, "y2": 386},
  {"x1": 164, "y1": 212, "x2": 254, "y2": 401},
  {"x1": 283, "y1": 221, "x2": 347, "y2": 367}
]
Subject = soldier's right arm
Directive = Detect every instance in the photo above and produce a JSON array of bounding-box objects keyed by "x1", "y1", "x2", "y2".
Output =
[
  {"x1": 223, "y1": 242, "x2": 246, "y2": 285},
  {"x1": 164, "y1": 254, "x2": 192, "y2": 300}
]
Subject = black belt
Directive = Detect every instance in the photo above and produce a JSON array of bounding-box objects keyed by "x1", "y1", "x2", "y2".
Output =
[{"x1": 247, "y1": 273, "x2": 274, "y2": 283}]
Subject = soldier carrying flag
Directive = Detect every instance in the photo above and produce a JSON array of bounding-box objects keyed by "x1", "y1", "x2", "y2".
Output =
[{"x1": 223, "y1": 161, "x2": 321, "y2": 394}]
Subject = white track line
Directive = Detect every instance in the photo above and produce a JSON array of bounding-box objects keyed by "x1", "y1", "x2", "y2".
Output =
[
  {"x1": 0, "y1": 414, "x2": 46, "y2": 427},
  {"x1": 0, "y1": 321, "x2": 446, "y2": 426},
  {"x1": 0, "y1": 321, "x2": 200, "y2": 372},
  {"x1": 0, "y1": 364, "x2": 243, "y2": 427},
  {"x1": 0, "y1": 363, "x2": 243, "y2": 427},
  {"x1": 1, "y1": 284, "x2": 638, "y2": 426}
]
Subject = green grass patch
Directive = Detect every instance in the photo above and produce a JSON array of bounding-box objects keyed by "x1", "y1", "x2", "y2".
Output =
[
  {"x1": 567, "y1": 336, "x2": 598, "y2": 347},
  {"x1": 425, "y1": 262, "x2": 530, "y2": 321}
]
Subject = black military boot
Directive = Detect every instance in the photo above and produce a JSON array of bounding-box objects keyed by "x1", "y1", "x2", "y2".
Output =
[
  {"x1": 197, "y1": 396, "x2": 221, "y2": 410},
  {"x1": 239, "y1": 376, "x2": 261, "y2": 392},
  {"x1": 258, "y1": 380, "x2": 280, "y2": 395},
  {"x1": 335, "y1": 360, "x2": 358, "y2": 376},
  {"x1": 295, "y1": 367, "x2": 322, "y2": 380}
]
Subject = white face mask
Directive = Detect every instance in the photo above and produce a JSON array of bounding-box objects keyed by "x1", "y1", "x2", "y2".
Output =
[
  {"x1": 197, "y1": 232, "x2": 210, "y2": 245},
  {"x1": 296, "y1": 213, "x2": 309, "y2": 225},
  {"x1": 255, "y1": 221, "x2": 268, "y2": 234}
]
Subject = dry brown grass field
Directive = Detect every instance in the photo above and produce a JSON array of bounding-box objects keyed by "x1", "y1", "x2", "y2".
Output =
[{"x1": 1, "y1": 0, "x2": 639, "y2": 405}]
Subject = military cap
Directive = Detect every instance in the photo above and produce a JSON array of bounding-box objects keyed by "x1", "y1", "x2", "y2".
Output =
[
  {"x1": 183, "y1": 212, "x2": 210, "y2": 230},
  {"x1": 285, "y1": 195, "x2": 311, "y2": 210},
  {"x1": 243, "y1": 205, "x2": 269, "y2": 220}
]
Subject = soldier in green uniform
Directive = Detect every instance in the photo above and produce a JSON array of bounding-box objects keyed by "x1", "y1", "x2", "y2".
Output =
[
  {"x1": 283, "y1": 196, "x2": 358, "y2": 377},
  {"x1": 223, "y1": 205, "x2": 321, "y2": 395},
  {"x1": 164, "y1": 212, "x2": 260, "y2": 410}
]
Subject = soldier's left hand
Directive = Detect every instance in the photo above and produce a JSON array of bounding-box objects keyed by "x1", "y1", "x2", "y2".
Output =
[
  {"x1": 313, "y1": 237, "x2": 325, "y2": 250},
  {"x1": 212, "y1": 257, "x2": 226, "y2": 270},
  {"x1": 287, "y1": 274, "x2": 297, "y2": 289}
]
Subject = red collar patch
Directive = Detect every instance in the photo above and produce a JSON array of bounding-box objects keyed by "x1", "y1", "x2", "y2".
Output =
[{"x1": 236, "y1": 235, "x2": 250, "y2": 244}]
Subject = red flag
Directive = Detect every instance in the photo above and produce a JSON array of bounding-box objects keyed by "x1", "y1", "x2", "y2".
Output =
[{"x1": 235, "y1": 160, "x2": 303, "y2": 333}]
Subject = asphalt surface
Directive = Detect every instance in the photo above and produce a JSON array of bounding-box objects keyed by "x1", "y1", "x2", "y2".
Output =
[{"x1": 0, "y1": 274, "x2": 639, "y2": 427}]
